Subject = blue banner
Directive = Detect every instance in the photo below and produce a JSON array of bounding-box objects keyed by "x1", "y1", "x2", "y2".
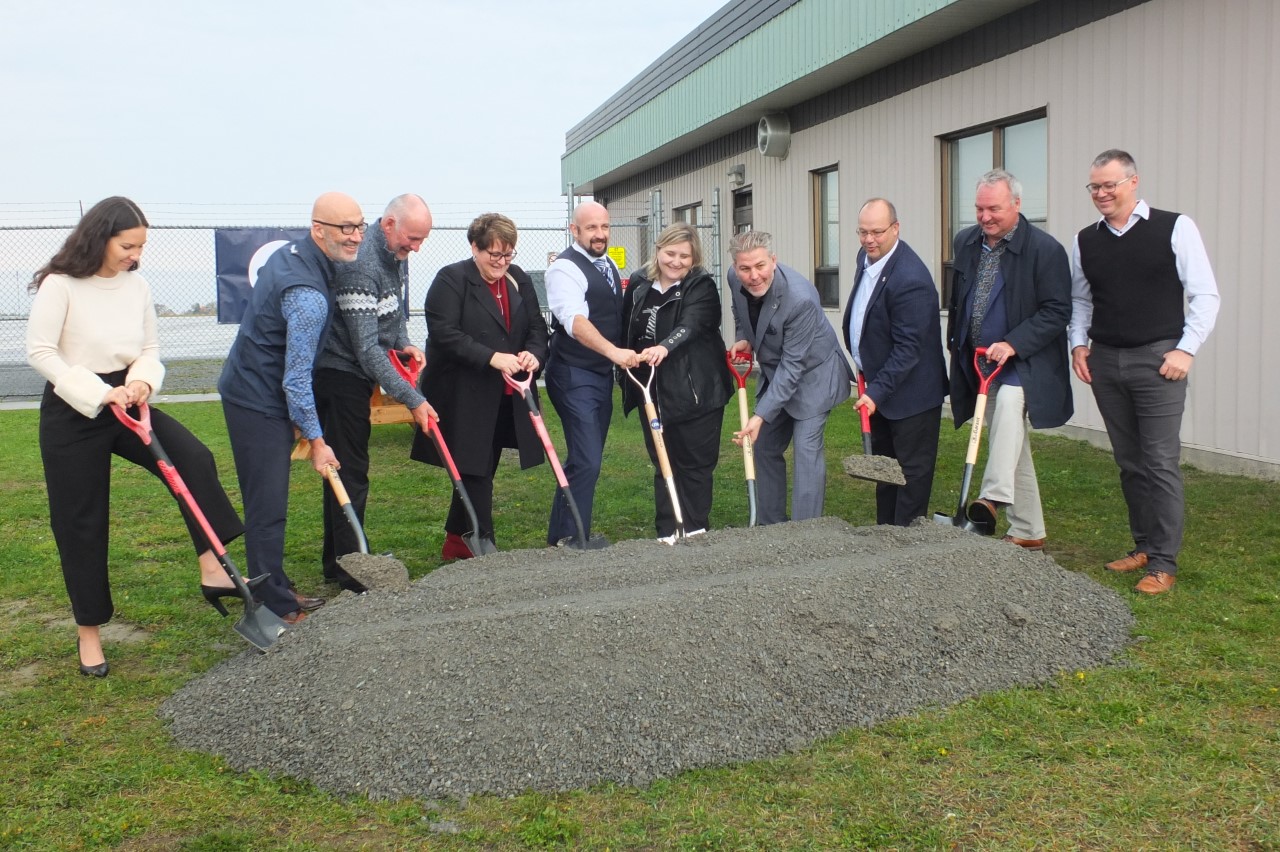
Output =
[{"x1": 215, "y1": 227, "x2": 309, "y2": 323}]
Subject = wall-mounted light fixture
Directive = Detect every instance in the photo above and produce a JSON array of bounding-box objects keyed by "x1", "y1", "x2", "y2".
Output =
[{"x1": 727, "y1": 164, "x2": 746, "y2": 187}]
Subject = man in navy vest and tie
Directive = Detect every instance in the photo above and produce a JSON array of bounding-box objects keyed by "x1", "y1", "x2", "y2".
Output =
[
  {"x1": 1069, "y1": 149, "x2": 1220, "y2": 595},
  {"x1": 543, "y1": 201, "x2": 638, "y2": 546}
]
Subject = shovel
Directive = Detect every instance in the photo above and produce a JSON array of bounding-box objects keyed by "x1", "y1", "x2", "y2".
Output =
[
  {"x1": 624, "y1": 364, "x2": 686, "y2": 541},
  {"x1": 502, "y1": 369, "x2": 589, "y2": 550},
  {"x1": 842, "y1": 371, "x2": 906, "y2": 486},
  {"x1": 320, "y1": 464, "x2": 409, "y2": 588},
  {"x1": 110, "y1": 403, "x2": 287, "y2": 651},
  {"x1": 725, "y1": 352, "x2": 758, "y2": 527},
  {"x1": 932, "y1": 347, "x2": 1003, "y2": 534},
  {"x1": 388, "y1": 350, "x2": 497, "y2": 557}
]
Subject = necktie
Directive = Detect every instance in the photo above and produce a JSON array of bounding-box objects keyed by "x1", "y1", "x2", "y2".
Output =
[
  {"x1": 968, "y1": 239, "x2": 1008, "y2": 347},
  {"x1": 593, "y1": 258, "x2": 616, "y2": 294}
]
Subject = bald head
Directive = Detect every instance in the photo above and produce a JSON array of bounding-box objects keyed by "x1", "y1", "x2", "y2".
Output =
[
  {"x1": 570, "y1": 200, "x2": 610, "y2": 258},
  {"x1": 310, "y1": 191, "x2": 365, "y2": 262},
  {"x1": 856, "y1": 197, "x2": 900, "y2": 262},
  {"x1": 382, "y1": 194, "x2": 433, "y2": 260}
]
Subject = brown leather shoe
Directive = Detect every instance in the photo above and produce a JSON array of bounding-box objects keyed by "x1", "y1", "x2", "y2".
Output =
[
  {"x1": 1105, "y1": 551, "x2": 1148, "y2": 573},
  {"x1": 1135, "y1": 570, "x2": 1176, "y2": 595},
  {"x1": 967, "y1": 498, "x2": 999, "y2": 526},
  {"x1": 281, "y1": 610, "x2": 308, "y2": 625},
  {"x1": 293, "y1": 591, "x2": 326, "y2": 612},
  {"x1": 1001, "y1": 535, "x2": 1045, "y2": 551}
]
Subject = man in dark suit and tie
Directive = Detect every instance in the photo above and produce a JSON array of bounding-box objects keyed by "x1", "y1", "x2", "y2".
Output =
[
  {"x1": 728, "y1": 230, "x2": 853, "y2": 525},
  {"x1": 842, "y1": 199, "x2": 948, "y2": 526}
]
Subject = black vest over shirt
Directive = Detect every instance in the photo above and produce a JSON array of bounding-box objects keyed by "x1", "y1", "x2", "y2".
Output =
[
  {"x1": 1077, "y1": 208, "x2": 1183, "y2": 347},
  {"x1": 549, "y1": 248, "x2": 623, "y2": 373}
]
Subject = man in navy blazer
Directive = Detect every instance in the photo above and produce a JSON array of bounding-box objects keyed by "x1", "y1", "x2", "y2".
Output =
[
  {"x1": 842, "y1": 199, "x2": 948, "y2": 526},
  {"x1": 947, "y1": 170, "x2": 1072, "y2": 549},
  {"x1": 728, "y1": 230, "x2": 853, "y2": 525}
]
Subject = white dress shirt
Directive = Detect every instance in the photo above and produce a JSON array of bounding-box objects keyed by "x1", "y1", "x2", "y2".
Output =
[
  {"x1": 1069, "y1": 200, "x2": 1220, "y2": 354},
  {"x1": 545, "y1": 243, "x2": 620, "y2": 340},
  {"x1": 847, "y1": 241, "x2": 899, "y2": 372}
]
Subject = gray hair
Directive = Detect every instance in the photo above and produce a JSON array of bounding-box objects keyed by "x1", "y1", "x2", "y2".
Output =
[
  {"x1": 1091, "y1": 148, "x2": 1137, "y2": 176},
  {"x1": 384, "y1": 193, "x2": 428, "y2": 219},
  {"x1": 976, "y1": 169, "x2": 1022, "y2": 202},
  {"x1": 728, "y1": 230, "x2": 774, "y2": 260}
]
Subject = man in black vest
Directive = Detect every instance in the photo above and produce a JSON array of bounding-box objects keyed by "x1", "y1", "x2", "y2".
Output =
[
  {"x1": 1069, "y1": 149, "x2": 1220, "y2": 595},
  {"x1": 543, "y1": 201, "x2": 638, "y2": 546}
]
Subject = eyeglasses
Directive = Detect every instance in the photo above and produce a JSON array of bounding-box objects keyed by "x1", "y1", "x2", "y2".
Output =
[
  {"x1": 312, "y1": 219, "x2": 368, "y2": 235},
  {"x1": 855, "y1": 223, "x2": 898, "y2": 239},
  {"x1": 1085, "y1": 176, "x2": 1135, "y2": 195},
  {"x1": 485, "y1": 250, "x2": 517, "y2": 262}
]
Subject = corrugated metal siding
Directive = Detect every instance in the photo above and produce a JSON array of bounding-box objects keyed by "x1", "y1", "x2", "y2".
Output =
[{"x1": 606, "y1": 0, "x2": 1278, "y2": 469}]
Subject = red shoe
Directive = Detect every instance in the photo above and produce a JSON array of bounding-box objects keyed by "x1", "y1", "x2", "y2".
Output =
[{"x1": 442, "y1": 531, "x2": 474, "y2": 561}]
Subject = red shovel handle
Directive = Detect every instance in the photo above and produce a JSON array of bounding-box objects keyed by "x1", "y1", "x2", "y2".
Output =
[
  {"x1": 973, "y1": 346, "x2": 1005, "y2": 393},
  {"x1": 501, "y1": 370, "x2": 534, "y2": 397},
  {"x1": 388, "y1": 349, "x2": 422, "y2": 386},
  {"x1": 725, "y1": 351, "x2": 753, "y2": 387},
  {"x1": 855, "y1": 372, "x2": 871, "y2": 434}
]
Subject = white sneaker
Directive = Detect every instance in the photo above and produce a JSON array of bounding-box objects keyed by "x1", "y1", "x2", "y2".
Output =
[
  {"x1": 657, "y1": 533, "x2": 678, "y2": 545},
  {"x1": 685, "y1": 528, "x2": 706, "y2": 537}
]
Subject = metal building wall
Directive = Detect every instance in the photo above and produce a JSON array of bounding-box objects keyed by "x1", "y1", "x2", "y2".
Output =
[{"x1": 605, "y1": 0, "x2": 1278, "y2": 475}]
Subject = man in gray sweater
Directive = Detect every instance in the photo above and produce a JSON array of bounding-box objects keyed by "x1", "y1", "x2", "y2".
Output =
[{"x1": 314, "y1": 194, "x2": 435, "y2": 591}]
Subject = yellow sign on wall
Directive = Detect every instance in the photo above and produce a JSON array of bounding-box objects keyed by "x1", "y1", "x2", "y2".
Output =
[{"x1": 607, "y1": 246, "x2": 627, "y2": 270}]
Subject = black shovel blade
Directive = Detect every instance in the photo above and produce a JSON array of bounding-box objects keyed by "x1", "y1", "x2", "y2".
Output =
[
  {"x1": 234, "y1": 605, "x2": 288, "y2": 651},
  {"x1": 746, "y1": 480, "x2": 758, "y2": 528}
]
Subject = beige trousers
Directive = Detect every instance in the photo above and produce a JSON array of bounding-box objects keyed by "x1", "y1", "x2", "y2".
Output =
[{"x1": 979, "y1": 383, "x2": 1046, "y2": 540}]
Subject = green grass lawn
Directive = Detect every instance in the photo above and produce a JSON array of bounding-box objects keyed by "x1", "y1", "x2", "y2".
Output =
[{"x1": 1, "y1": 393, "x2": 1277, "y2": 850}]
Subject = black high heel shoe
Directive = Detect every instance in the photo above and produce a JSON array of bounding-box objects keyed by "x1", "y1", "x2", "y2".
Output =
[
  {"x1": 76, "y1": 638, "x2": 109, "y2": 678},
  {"x1": 200, "y1": 574, "x2": 268, "y2": 616},
  {"x1": 200, "y1": 584, "x2": 240, "y2": 617}
]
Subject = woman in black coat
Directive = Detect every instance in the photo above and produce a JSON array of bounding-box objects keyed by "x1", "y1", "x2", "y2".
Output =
[
  {"x1": 410, "y1": 213, "x2": 549, "y2": 558},
  {"x1": 620, "y1": 222, "x2": 734, "y2": 541}
]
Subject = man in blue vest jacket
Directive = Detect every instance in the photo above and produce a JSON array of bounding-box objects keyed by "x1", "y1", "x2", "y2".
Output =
[
  {"x1": 543, "y1": 201, "x2": 638, "y2": 546},
  {"x1": 219, "y1": 191, "x2": 364, "y2": 623}
]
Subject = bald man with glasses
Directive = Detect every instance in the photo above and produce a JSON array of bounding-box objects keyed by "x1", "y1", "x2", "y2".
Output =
[{"x1": 219, "y1": 191, "x2": 365, "y2": 624}]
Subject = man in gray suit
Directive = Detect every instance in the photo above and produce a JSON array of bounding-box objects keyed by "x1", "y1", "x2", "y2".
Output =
[{"x1": 728, "y1": 231, "x2": 853, "y2": 525}]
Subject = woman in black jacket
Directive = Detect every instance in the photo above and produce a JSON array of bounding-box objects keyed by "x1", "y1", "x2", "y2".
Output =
[
  {"x1": 620, "y1": 222, "x2": 733, "y2": 541},
  {"x1": 410, "y1": 213, "x2": 549, "y2": 559}
]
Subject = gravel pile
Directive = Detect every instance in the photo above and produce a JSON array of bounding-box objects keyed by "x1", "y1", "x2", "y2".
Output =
[{"x1": 159, "y1": 518, "x2": 1134, "y2": 800}]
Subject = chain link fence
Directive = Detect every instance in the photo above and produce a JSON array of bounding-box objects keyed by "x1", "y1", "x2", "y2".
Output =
[{"x1": 1, "y1": 215, "x2": 720, "y2": 399}]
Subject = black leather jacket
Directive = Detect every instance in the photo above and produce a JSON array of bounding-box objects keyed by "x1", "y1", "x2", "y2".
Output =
[{"x1": 619, "y1": 266, "x2": 734, "y2": 425}]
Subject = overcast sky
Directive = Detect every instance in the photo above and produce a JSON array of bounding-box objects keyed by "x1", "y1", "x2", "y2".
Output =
[{"x1": 2, "y1": 0, "x2": 728, "y2": 226}]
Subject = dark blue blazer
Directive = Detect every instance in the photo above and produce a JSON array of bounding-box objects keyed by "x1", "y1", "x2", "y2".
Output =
[
  {"x1": 840, "y1": 239, "x2": 947, "y2": 421},
  {"x1": 946, "y1": 215, "x2": 1073, "y2": 430}
]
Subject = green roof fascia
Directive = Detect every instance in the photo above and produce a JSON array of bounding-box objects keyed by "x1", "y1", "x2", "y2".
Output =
[{"x1": 560, "y1": 0, "x2": 964, "y2": 193}]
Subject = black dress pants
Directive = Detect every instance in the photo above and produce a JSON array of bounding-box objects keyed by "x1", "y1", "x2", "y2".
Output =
[
  {"x1": 41, "y1": 382, "x2": 243, "y2": 626},
  {"x1": 315, "y1": 367, "x2": 376, "y2": 578},
  {"x1": 869, "y1": 405, "x2": 942, "y2": 526},
  {"x1": 639, "y1": 406, "x2": 725, "y2": 537}
]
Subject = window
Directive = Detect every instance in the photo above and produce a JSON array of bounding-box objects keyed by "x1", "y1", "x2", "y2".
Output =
[
  {"x1": 674, "y1": 203, "x2": 701, "y2": 227},
  {"x1": 732, "y1": 189, "x2": 753, "y2": 235},
  {"x1": 940, "y1": 112, "x2": 1047, "y2": 305},
  {"x1": 812, "y1": 167, "x2": 839, "y2": 308}
]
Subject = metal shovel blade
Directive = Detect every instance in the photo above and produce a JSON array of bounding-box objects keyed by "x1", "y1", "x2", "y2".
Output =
[{"x1": 234, "y1": 606, "x2": 289, "y2": 652}]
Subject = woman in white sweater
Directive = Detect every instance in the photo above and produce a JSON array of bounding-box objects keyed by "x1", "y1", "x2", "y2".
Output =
[{"x1": 26, "y1": 197, "x2": 244, "y2": 678}]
